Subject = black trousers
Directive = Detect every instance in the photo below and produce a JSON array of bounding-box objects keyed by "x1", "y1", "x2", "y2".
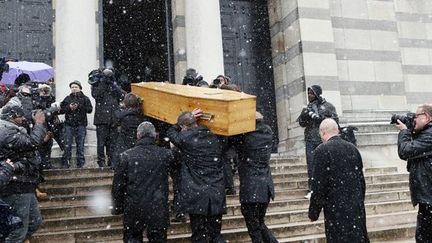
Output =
[
  {"x1": 189, "y1": 214, "x2": 225, "y2": 243},
  {"x1": 96, "y1": 124, "x2": 117, "y2": 166},
  {"x1": 416, "y1": 203, "x2": 432, "y2": 242},
  {"x1": 123, "y1": 214, "x2": 167, "y2": 243},
  {"x1": 241, "y1": 203, "x2": 278, "y2": 243}
]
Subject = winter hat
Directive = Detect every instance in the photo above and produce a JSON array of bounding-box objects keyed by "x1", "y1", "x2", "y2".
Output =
[
  {"x1": 308, "y1": 85, "x2": 322, "y2": 97},
  {"x1": 69, "y1": 80, "x2": 82, "y2": 90},
  {"x1": 1, "y1": 105, "x2": 25, "y2": 120}
]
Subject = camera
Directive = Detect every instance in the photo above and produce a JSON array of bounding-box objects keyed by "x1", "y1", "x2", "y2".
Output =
[
  {"x1": 88, "y1": 68, "x2": 116, "y2": 86},
  {"x1": 213, "y1": 78, "x2": 221, "y2": 86},
  {"x1": 390, "y1": 112, "x2": 416, "y2": 131}
]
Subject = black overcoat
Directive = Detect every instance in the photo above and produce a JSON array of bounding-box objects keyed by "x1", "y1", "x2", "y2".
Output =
[
  {"x1": 309, "y1": 136, "x2": 369, "y2": 242},
  {"x1": 167, "y1": 124, "x2": 226, "y2": 215},
  {"x1": 111, "y1": 137, "x2": 174, "y2": 228},
  {"x1": 398, "y1": 123, "x2": 432, "y2": 206},
  {"x1": 91, "y1": 81, "x2": 124, "y2": 125},
  {"x1": 0, "y1": 119, "x2": 46, "y2": 195},
  {"x1": 111, "y1": 108, "x2": 147, "y2": 168},
  {"x1": 232, "y1": 120, "x2": 275, "y2": 203}
]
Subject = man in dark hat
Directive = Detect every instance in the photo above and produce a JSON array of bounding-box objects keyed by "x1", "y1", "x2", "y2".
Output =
[
  {"x1": 297, "y1": 85, "x2": 338, "y2": 199},
  {"x1": 59, "y1": 80, "x2": 93, "y2": 168}
]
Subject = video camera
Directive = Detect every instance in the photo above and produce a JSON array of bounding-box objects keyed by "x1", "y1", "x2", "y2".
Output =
[
  {"x1": 390, "y1": 112, "x2": 416, "y2": 131},
  {"x1": 88, "y1": 67, "x2": 116, "y2": 86}
]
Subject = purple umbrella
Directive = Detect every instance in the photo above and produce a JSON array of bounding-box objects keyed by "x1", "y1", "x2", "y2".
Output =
[{"x1": 0, "y1": 61, "x2": 54, "y2": 85}]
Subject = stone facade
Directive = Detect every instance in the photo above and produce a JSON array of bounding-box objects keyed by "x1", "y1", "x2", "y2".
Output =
[
  {"x1": 268, "y1": 0, "x2": 432, "y2": 155},
  {"x1": 48, "y1": 0, "x2": 432, "y2": 163}
]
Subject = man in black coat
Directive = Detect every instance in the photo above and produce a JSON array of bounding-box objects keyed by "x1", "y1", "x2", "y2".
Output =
[
  {"x1": 0, "y1": 105, "x2": 46, "y2": 242},
  {"x1": 232, "y1": 112, "x2": 277, "y2": 243},
  {"x1": 167, "y1": 109, "x2": 226, "y2": 243},
  {"x1": 309, "y1": 118, "x2": 369, "y2": 242},
  {"x1": 396, "y1": 104, "x2": 432, "y2": 242},
  {"x1": 297, "y1": 85, "x2": 338, "y2": 198},
  {"x1": 91, "y1": 70, "x2": 125, "y2": 167},
  {"x1": 60, "y1": 81, "x2": 93, "y2": 168},
  {"x1": 112, "y1": 121, "x2": 174, "y2": 243}
]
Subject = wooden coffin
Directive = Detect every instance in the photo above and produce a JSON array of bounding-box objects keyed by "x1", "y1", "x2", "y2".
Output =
[{"x1": 131, "y1": 82, "x2": 256, "y2": 136}]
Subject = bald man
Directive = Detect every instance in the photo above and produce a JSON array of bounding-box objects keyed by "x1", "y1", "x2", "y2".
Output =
[{"x1": 308, "y1": 118, "x2": 369, "y2": 242}]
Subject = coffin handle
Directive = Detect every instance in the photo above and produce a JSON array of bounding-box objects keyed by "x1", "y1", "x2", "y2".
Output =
[{"x1": 200, "y1": 112, "x2": 214, "y2": 121}]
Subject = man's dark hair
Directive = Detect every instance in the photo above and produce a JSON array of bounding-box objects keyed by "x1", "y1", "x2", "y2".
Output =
[
  {"x1": 177, "y1": 112, "x2": 196, "y2": 127},
  {"x1": 123, "y1": 93, "x2": 141, "y2": 108},
  {"x1": 14, "y1": 73, "x2": 30, "y2": 87}
]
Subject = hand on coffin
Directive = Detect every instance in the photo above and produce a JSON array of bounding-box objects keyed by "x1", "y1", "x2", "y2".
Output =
[{"x1": 191, "y1": 108, "x2": 203, "y2": 120}]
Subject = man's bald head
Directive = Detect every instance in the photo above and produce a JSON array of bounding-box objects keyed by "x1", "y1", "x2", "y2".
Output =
[{"x1": 319, "y1": 118, "x2": 339, "y2": 142}]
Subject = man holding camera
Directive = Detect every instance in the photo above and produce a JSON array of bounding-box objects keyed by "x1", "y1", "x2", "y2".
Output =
[
  {"x1": 60, "y1": 81, "x2": 93, "y2": 168},
  {"x1": 0, "y1": 105, "x2": 46, "y2": 243},
  {"x1": 91, "y1": 68, "x2": 125, "y2": 167},
  {"x1": 296, "y1": 85, "x2": 338, "y2": 199},
  {"x1": 395, "y1": 104, "x2": 432, "y2": 242}
]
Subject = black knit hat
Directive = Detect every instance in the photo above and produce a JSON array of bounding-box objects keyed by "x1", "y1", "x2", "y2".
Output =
[{"x1": 69, "y1": 80, "x2": 82, "y2": 90}]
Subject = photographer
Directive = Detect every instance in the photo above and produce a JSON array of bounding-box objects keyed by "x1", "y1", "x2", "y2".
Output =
[
  {"x1": 59, "y1": 81, "x2": 93, "y2": 168},
  {"x1": 32, "y1": 84, "x2": 60, "y2": 169},
  {"x1": 0, "y1": 106, "x2": 46, "y2": 243},
  {"x1": 395, "y1": 104, "x2": 432, "y2": 241},
  {"x1": 296, "y1": 85, "x2": 338, "y2": 199},
  {"x1": 91, "y1": 68, "x2": 125, "y2": 168},
  {"x1": 182, "y1": 68, "x2": 203, "y2": 86}
]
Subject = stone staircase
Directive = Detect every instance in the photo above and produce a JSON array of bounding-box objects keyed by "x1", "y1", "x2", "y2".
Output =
[{"x1": 32, "y1": 156, "x2": 416, "y2": 242}]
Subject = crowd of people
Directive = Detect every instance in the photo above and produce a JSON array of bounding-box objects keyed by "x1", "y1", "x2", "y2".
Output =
[{"x1": 0, "y1": 66, "x2": 431, "y2": 243}]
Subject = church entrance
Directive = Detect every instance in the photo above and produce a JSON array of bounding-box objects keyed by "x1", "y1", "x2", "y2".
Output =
[
  {"x1": 220, "y1": 0, "x2": 278, "y2": 147},
  {"x1": 102, "y1": 0, "x2": 174, "y2": 85}
]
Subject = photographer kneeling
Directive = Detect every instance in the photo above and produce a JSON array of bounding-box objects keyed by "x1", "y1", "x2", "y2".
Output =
[{"x1": 395, "y1": 104, "x2": 432, "y2": 242}]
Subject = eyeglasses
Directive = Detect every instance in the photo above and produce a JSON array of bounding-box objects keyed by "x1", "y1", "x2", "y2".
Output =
[{"x1": 414, "y1": 112, "x2": 427, "y2": 119}]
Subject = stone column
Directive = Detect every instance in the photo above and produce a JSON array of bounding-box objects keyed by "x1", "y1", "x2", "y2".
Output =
[
  {"x1": 184, "y1": 0, "x2": 224, "y2": 81},
  {"x1": 54, "y1": 0, "x2": 99, "y2": 106},
  {"x1": 53, "y1": 0, "x2": 100, "y2": 164}
]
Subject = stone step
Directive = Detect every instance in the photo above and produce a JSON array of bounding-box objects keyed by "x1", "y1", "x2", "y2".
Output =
[
  {"x1": 356, "y1": 132, "x2": 398, "y2": 146},
  {"x1": 32, "y1": 211, "x2": 417, "y2": 243},
  {"x1": 40, "y1": 171, "x2": 408, "y2": 190},
  {"x1": 39, "y1": 184, "x2": 410, "y2": 219},
  {"x1": 39, "y1": 189, "x2": 412, "y2": 227},
  {"x1": 39, "y1": 199, "x2": 415, "y2": 234},
  {"x1": 341, "y1": 121, "x2": 397, "y2": 134},
  {"x1": 38, "y1": 199, "x2": 415, "y2": 235},
  {"x1": 278, "y1": 223, "x2": 416, "y2": 242},
  {"x1": 41, "y1": 165, "x2": 399, "y2": 181}
]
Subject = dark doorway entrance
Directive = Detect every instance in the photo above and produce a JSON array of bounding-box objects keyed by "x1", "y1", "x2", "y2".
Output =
[
  {"x1": 220, "y1": 0, "x2": 278, "y2": 148},
  {"x1": 102, "y1": 0, "x2": 173, "y2": 86}
]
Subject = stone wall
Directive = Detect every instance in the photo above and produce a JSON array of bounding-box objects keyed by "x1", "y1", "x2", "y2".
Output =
[{"x1": 270, "y1": 0, "x2": 432, "y2": 154}]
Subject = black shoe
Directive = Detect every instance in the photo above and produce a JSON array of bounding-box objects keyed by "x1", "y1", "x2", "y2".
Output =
[
  {"x1": 171, "y1": 213, "x2": 186, "y2": 223},
  {"x1": 226, "y1": 188, "x2": 237, "y2": 195}
]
